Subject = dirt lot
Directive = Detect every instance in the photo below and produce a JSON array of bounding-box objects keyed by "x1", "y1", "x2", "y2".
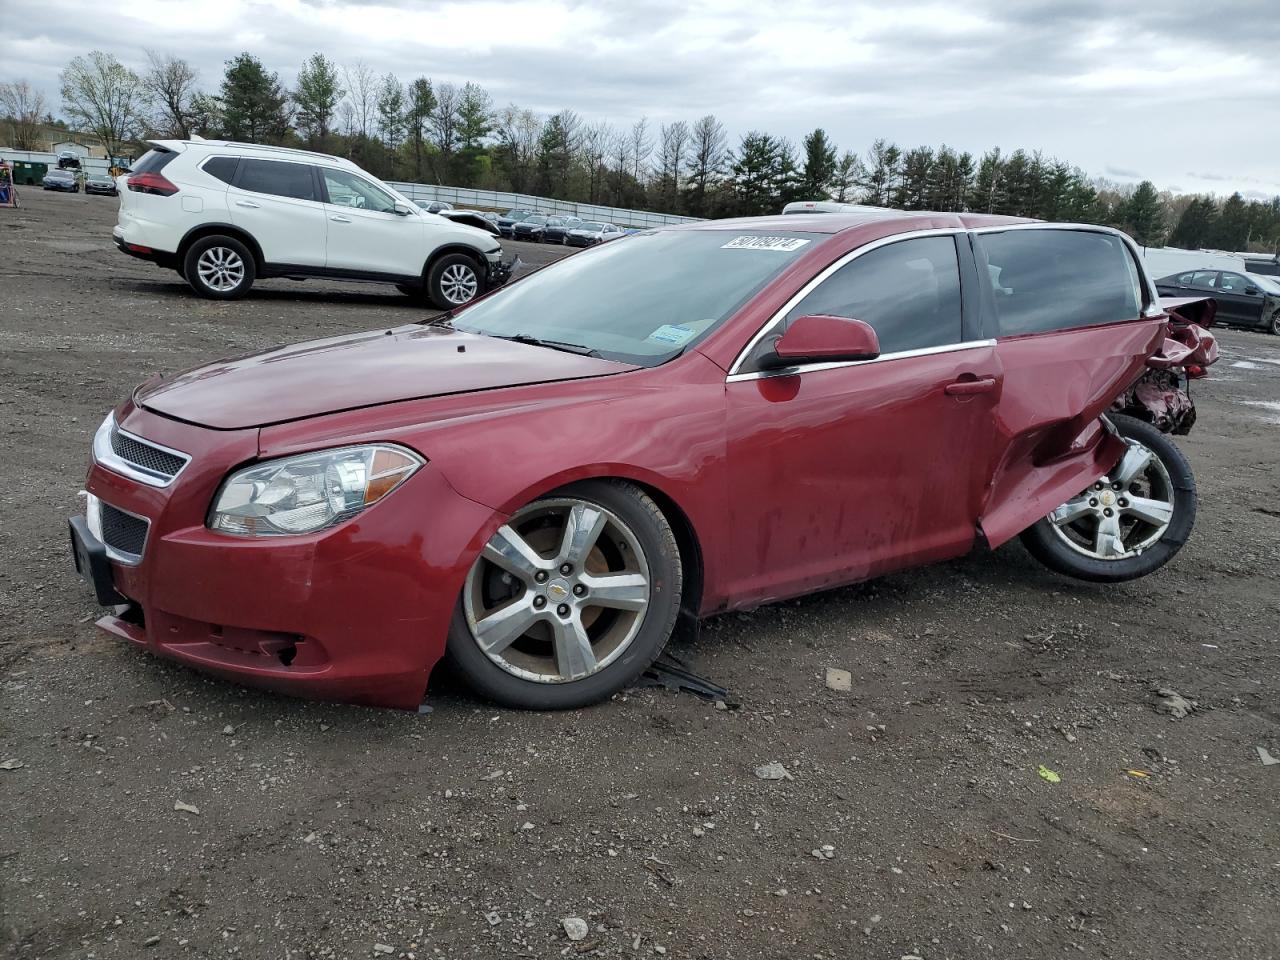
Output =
[{"x1": 2, "y1": 188, "x2": 1279, "y2": 960}]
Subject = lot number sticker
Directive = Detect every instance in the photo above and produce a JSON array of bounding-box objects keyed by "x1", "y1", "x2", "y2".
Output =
[
  {"x1": 721, "y1": 236, "x2": 811, "y2": 252},
  {"x1": 647, "y1": 324, "x2": 697, "y2": 345}
]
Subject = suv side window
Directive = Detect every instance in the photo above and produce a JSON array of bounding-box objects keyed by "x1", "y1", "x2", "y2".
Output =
[
  {"x1": 977, "y1": 229, "x2": 1141, "y2": 336},
  {"x1": 235, "y1": 159, "x2": 317, "y2": 201},
  {"x1": 320, "y1": 168, "x2": 398, "y2": 213},
  {"x1": 782, "y1": 235, "x2": 963, "y2": 354},
  {"x1": 202, "y1": 156, "x2": 239, "y2": 184}
]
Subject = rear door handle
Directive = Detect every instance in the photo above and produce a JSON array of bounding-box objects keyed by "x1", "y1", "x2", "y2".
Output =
[
  {"x1": 234, "y1": 200, "x2": 261, "y2": 209},
  {"x1": 945, "y1": 377, "x2": 998, "y2": 396},
  {"x1": 330, "y1": 215, "x2": 351, "y2": 223}
]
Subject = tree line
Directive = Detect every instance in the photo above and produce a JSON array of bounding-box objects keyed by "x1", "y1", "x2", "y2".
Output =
[{"x1": 1, "y1": 49, "x2": 1278, "y2": 253}]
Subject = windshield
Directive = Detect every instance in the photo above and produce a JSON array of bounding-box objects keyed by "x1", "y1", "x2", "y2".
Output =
[
  {"x1": 453, "y1": 229, "x2": 820, "y2": 366},
  {"x1": 522, "y1": 216, "x2": 548, "y2": 226},
  {"x1": 1248, "y1": 273, "x2": 1280, "y2": 294}
]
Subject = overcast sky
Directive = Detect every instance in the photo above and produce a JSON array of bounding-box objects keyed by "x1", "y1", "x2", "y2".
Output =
[{"x1": 4, "y1": 0, "x2": 1278, "y2": 199}]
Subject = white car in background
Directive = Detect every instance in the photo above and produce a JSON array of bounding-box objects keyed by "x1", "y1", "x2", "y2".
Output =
[{"x1": 113, "y1": 139, "x2": 514, "y2": 307}]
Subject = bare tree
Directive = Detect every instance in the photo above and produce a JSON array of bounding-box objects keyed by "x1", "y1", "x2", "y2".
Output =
[
  {"x1": 430, "y1": 81, "x2": 461, "y2": 181},
  {"x1": 628, "y1": 116, "x2": 652, "y2": 186},
  {"x1": 0, "y1": 80, "x2": 47, "y2": 150},
  {"x1": 60, "y1": 51, "x2": 147, "y2": 158},
  {"x1": 494, "y1": 103, "x2": 541, "y2": 192},
  {"x1": 685, "y1": 113, "x2": 727, "y2": 215},
  {"x1": 654, "y1": 119, "x2": 690, "y2": 211},
  {"x1": 610, "y1": 127, "x2": 631, "y2": 206},
  {"x1": 578, "y1": 121, "x2": 612, "y2": 203},
  {"x1": 142, "y1": 50, "x2": 199, "y2": 138},
  {"x1": 342, "y1": 60, "x2": 376, "y2": 138}
]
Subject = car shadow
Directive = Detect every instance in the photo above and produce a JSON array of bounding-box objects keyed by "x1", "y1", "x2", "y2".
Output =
[{"x1": 126, "y1": 278, "x2": 430, "y2": 309}]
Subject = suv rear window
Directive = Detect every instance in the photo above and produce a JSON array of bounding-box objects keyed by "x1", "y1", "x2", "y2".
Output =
[
  {"x1": 978, "y1": 229, "x2": 1141, "y2": 336},
  {"x1": 202, "y1": 156, "x2": 238, "y2": 184},
  {"x1": 235, "y1": 159, "x2": 316, "y2": 201},
  {"x1": 132, "y1": 149, "x2": 176, "y2": 174}
]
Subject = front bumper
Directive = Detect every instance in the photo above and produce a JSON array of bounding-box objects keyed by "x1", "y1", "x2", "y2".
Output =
[{"x1": 70, "y1": 404, "x2": 497, "y2": 709}]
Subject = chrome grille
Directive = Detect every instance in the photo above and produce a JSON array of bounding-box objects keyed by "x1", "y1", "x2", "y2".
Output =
[
  {"x1": 100, "y1": 503, "x2": 149, "y2": 560},
  {"x1": 110, "y1": 425, "x2": 188, "y2": 479}
]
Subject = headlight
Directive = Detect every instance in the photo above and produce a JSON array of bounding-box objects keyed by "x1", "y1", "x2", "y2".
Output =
[{"x1": 209, "y1": 444, "x2": 423, "y2": 537}]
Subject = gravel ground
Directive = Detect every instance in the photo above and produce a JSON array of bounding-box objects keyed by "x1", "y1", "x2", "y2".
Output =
[{"x1": 2, "y1": 188, "x2": 1279, "y2": 960}]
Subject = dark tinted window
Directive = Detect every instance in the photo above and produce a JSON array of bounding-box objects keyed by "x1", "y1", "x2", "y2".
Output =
[
  {"x1": 236, "y1": 159, "x2": 316, "y2": 201},
  {"x1": 203, "y1": 156, "x2": 238, "y2": 184},
  {"x1": 132, "y1": 149, "x2": 176, "y2": 174},
  {"x1": 783, "y1": 235, "x2": 963, "y2": 354},
  {"x1": 1187, "y1": 270, "x2": 1217, "y2": 290},
  {"x1": 978, "y1": 229, "x2": 1141, "y2": 336},
  {"x1": 1218, "y1": 272, "x2": 1253, "y2": 293}
]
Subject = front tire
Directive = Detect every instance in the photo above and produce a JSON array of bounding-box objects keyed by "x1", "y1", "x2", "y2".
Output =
[
  {"x1": 445, "y1": 480, "x2": 683, "y2": 709},
  {"x1": 426, "y1": 253, "x2": 481, "y2": 309},
  {"x1": 184, "y1": 235, "x2": 255, "y2": 300},
  {"x1": 1268, "y1": 309, "x2": 1280, "y2": 336},
  {"x1": 1021, "y1": 415, "x2": 1196, "y2": 583}
]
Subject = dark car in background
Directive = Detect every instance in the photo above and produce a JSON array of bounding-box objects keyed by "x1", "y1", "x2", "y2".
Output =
[
  {"x1": 542, "y1": 216, "x2": 582, "y2": 244},
  {"x1": 84, "y1": 173, "x2": 118, "y2": 197},
  {"x1": 42, "y1": 169, "x2": 79, "y2": 192},
  {"x1": 565, "y1": 221, "x2": 625, "y2": 247},
  {"x1": 56, "y1": 151, "x2": 82, "y2": 170},
  {"x1": 512, "y1": 214, "x2": 551, "y2": 242},
  {"x1": 1155, "y1": 269, "x2": 1280, "y2": 335},
  {"x1": 497, "y1": 208, "x2": 536, "y2": 238}
]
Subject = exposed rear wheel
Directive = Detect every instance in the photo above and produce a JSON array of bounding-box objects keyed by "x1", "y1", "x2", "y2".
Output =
[
  {"x1": 184, "y1": 235, "x2": 255, "y2": 300},
  {"x1": 446, "y1": 481, "x2": 682, "y2": 709},
  {"x1": 1269, "y1": 310, "x2": 1280, "y2": 336},
  {"x1": 1021, "y1": 415, "x2": 1196, "y2": 583}
]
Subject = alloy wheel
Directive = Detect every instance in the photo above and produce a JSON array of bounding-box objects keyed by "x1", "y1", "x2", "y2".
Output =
[
  {"x1": 196, "y1": 246, "x2": 246, "y2": 293},
  {"x1": 440, "y1": 263, "x2": 479, "y2": 304},
  {"x1": 1047, "y1": 438, "x2": 1175, "y2": 560},
  {"x1": 463, "y1": 498, "x2": 652, "y2": 683}
]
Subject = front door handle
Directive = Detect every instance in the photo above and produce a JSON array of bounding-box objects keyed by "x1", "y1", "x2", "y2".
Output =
[
  {"x1": 945, "y1": 376, "x2": 998, "y2": 396},
  {"x1": 330, "y1": 215, "x2": 352, "y2": 223},
  {"x1": 234, "y1": 200, "x2": 261, "y2": 209}
]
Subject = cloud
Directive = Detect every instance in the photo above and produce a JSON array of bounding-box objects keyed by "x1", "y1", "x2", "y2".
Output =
[{"x1": 2, "y1": 0, "x2": 1277, "y2": 198}]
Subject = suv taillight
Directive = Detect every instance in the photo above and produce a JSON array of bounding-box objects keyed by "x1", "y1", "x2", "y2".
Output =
[{"x1": 127, "y1": 172, "x2": 178, "y2": 196}]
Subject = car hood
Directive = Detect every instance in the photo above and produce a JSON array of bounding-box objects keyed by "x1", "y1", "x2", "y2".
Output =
[{"x1": 136, "y1": 324, "x2": 637, "y2": 429}]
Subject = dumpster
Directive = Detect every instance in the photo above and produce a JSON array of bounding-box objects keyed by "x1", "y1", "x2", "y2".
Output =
[{"x1": 12, "y1": 161, "x2": 47, "y2": 186}]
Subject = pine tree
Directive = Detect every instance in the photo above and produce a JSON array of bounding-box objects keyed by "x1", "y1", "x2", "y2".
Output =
[
  {"x1": 376, "y1": 73, "x2": 405, "y2": 151},
  {"x1": 219, "y1": 53, "x2": 289, "y2": 143},
  {"x1": 294, "y1": 53, "x2": 343, "y2": 147},
  {"x1": 1168, "y1": 197, "x2": 1218, "y2": 250},
  {"x1": 798, "y1": 128, "x2": 837, "y2": 199},
  {"x1": 1123, "y1": 181, "x2": 1166, "y2": 247},
  {"x1": 405, "y1": 78, "x2": 435, "y2": 180}
]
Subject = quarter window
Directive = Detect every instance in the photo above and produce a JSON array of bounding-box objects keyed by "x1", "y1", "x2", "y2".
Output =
[
  {"x1": 978, "y1": 229, "x2": 1141, "y2": 336},
  {"x1": 321, "y1": 169, "x2": 398, "y2": 213},
  {"x1": 202, "y1": 156, "x2": 238, "y2": 184},
  {"x1": 782, "y1": 235, "x2": 963, "y2": 354},
  {"x1": 235, "y1": 159, "x2": 316, "y2": 201}
]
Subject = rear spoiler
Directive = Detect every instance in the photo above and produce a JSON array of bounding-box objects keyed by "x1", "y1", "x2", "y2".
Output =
[{"x1": 1159, "y1": 295, "x2": 1216, "y2": 328}]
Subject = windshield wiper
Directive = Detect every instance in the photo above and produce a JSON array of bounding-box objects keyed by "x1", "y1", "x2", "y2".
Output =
[{"x1": 492, "y1": 333, "x2": 603, "y2": 358}]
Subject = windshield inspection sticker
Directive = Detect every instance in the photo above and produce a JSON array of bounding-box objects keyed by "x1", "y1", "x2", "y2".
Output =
[
  {"x1": 722, "y1": 236, "x2": 811, "y2": 252},
  {"x1": 647, "y1": 324, "x2": 697, "y2": 346}
]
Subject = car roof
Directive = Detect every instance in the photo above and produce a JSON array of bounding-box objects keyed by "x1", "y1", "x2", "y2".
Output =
[
  {"x1": 146, "y1": 138, "x2": 361, "y2": 172},
  {"x1": 668, "y1": 211, "x2": 1033, "y2": 235}
]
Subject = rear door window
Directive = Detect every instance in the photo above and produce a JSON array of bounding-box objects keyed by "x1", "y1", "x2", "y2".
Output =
[
  {"x1": 782, "y1": 235, "x2": 964, "y2": 354},
  {"x1": 235, "y1": 159, "x2": 317, "y2": 201},
  {"x1": 977, "y1": 229, "x2": 1141, "y2": 336},
  {"x1": 1188, "y1": 270, "x2": 1218, "y2": 290}
]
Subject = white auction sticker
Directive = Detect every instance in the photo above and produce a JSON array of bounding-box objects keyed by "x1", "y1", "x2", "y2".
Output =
[{"x1": 721, "y1": 236, "x2": 811, "y2": 252}]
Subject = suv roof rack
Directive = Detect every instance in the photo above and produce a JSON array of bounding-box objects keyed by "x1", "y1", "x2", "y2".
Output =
[{"x1": 197, "y1": 140, "x2": 348, "y2": 164}]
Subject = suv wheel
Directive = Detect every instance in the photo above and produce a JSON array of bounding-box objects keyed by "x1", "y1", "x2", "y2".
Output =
[
  {"x1": 427, "y1": 253, "x2": 481, "y2": 309},
  {"x1": 184, "y1": 236, "x2": 255, "y2": 300}
]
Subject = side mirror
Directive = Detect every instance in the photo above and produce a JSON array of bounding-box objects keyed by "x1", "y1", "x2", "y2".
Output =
[
  {"x1": 760, "y1": 315, "x2": 881, "y2": 370},
  {"x1": 1245, "y1": 286, "x2": 1259, "y2": 296},
  {"x1": 393, "y1": 201, "x2": 414, "y2": 217}
]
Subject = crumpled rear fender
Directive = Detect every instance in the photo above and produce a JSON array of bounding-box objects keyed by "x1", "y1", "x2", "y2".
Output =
[{"x1": 978, "y1": 318, "x2": 1166, "y2": 548}]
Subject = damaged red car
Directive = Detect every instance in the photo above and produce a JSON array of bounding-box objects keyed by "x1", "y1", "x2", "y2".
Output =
[{"x1": 71, "y1": 212, "x2": 1202, "y2": 710}]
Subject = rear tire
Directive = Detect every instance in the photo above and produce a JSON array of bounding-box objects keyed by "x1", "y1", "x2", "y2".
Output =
[
  {"x1": 184, "y1": 235, "x2": 255, "y2": 300},
  {"x1": 445, "y1": 480, "x2": 683, "y2": 710},
  {"x1": 1269, "y1": 310, "x2": 1280, "y2": 336},
  {"x1": 1021, "y1": 415, "x2": 1196, "y2": 583}
]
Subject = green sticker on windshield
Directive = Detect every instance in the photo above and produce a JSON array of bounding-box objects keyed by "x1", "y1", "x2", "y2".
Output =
[{"x1": 647, "y1": 324, "x2": 696, "y2": 345}]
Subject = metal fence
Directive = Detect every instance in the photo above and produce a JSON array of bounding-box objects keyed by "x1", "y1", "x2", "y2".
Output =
[
  {"x1": 387, "y1": 181, "x2": 701, "y2": 228},
  {"x1": 0, "y1": 148, "x2": 115, "y2": 175}
]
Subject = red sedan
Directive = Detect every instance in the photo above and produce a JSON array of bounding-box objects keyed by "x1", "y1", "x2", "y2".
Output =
[{"x1": 71, "y1": 212, "x2": 1196, "y2": 710}]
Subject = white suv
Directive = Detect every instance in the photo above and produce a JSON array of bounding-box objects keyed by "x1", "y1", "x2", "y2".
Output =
[{"x1": 113, "y1": 139, "x2": 514, "y2": 307}]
